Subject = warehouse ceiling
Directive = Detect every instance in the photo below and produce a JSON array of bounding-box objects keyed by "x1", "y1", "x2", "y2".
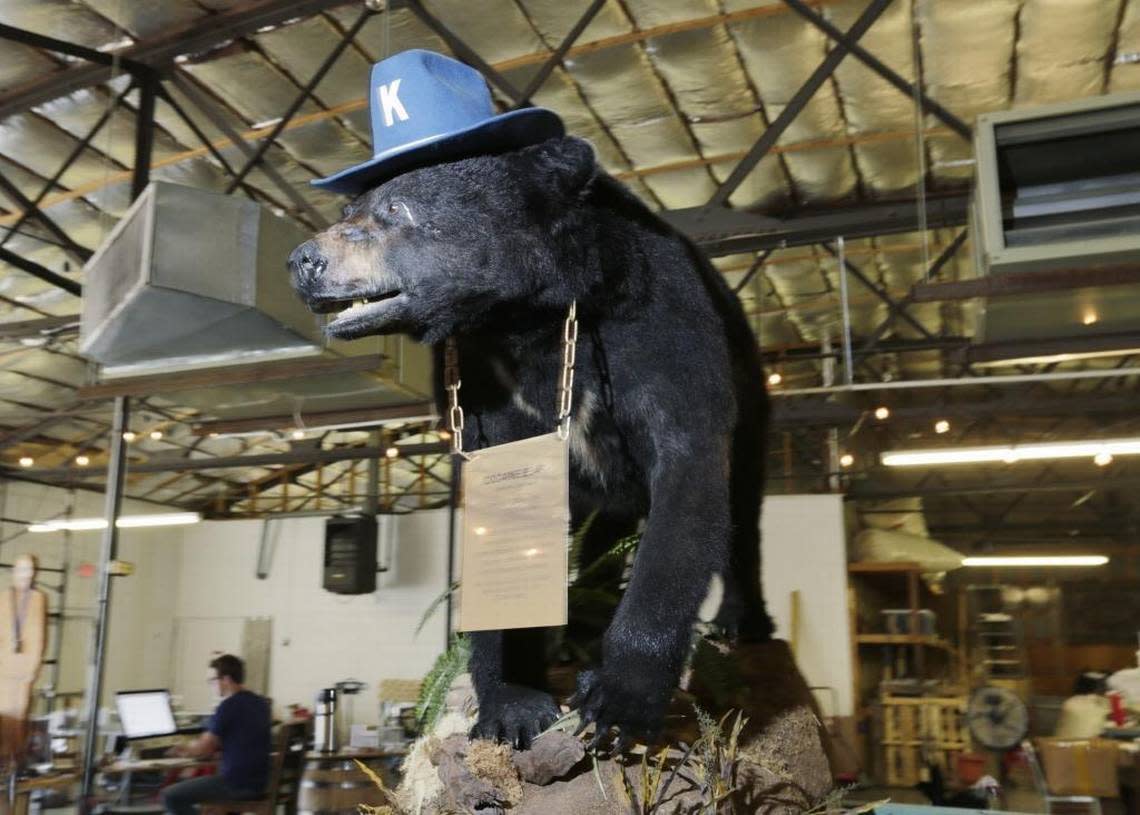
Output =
[{"x1": 0, "y1": 0, "x2": 1139, "y2": 547}]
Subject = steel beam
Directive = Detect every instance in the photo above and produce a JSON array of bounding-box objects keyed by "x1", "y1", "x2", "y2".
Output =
[
  {"x1": 664, "y1": 193, "x2": 970, "y2": 256},
  {"x1": 14, "y1": 441, "x2": 450, "y2": 479},
  {"x1": 963, "y1": 331, "x2": 1140, "y2": 367},
  {"x1": 732, "y1": 248, "x2": 775, "y2": 294},
  {"x1": 225, "y1": 7, "x2": 372, "y2": 194},
  {"x1": 0, "y1": 0, "x2": 375, "y2": 121},
  {"x1": 153, "y1": 84, "x2": 266, "y2": 205},
  {"x1": 190, "y1": 401, "x2": 436, "y2": 436},
  {"x1": 859, "y1": 229, "x2": 967, "y2": 353},
  {"x1": 0, "y1": 24, "x2": 142, "y2": 71},
  {"x1": 0, "y1": 80, "x2": 135, "y2": 254},
  {"x1": 821, "y1": 242, "x2": 936, "y2": 341},
  {"x1": 406, "y1": 0, "x2": 524, "y2": 103},
  {"x1": 771, "y1": 391, "x2": 1140, "y2": 427},
  {"x1": 167, "y1": 71, "x2": 329, "y2": 228},
  {"x1": 0, "y1": 170, "x2": 91, "y2": 263},
  {"x1": 0, "y1": 247, "x2": 81, "y2": 296},
  {"x1": 780, "y1": 0, "x2": 971, "y2": 141},
  {"x1": 131, "y1": 74, "x2": 158, "y2": 200},
  {"x1": 515, "y1": 0, "x2": 607, "y2": 107},
  {"x1": 763, "y1": 334, "x2": 968, "y2": 363},
  {"x1": 704, "y1": 0, "x2": 893, "y2": 210},
  {"x1": 913, "y1": 263, "x2": 1140, "y2": 303}
]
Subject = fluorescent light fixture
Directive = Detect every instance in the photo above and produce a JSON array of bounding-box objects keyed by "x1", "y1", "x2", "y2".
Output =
[
  {"x1": 962, "y1": 555, "x2": 1108, "y2": 568},
  {"x1": 28, "y1": 512, "x2": 202, "y2": 533},
  {"x1": 882, "y1": 437, "x2": 1140, "y2": 467}
]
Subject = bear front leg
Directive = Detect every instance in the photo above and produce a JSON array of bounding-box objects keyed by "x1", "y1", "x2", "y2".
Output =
[
  {"x1": 570, "y1": 452, "x2": 731, "y2": 750},
  {"x1": 468, "y1": 629, "x2": 561, "y2": 749}
]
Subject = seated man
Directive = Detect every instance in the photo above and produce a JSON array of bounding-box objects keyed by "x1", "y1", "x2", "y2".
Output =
[{"x1": 162, "y1": 654, "x2": 270, "y2": 815}]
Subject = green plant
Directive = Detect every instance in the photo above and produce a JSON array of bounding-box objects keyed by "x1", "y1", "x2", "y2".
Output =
[{"x1": 414, "y1": 634, "x2": 471, "y2": 732}]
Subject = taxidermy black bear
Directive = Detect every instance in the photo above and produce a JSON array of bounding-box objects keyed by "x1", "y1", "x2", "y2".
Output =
[{"x1": 288, "y1": 49, "x2": 771, "y2": 751}]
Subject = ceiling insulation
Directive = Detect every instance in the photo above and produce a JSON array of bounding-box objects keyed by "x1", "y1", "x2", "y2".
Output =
[{"x1": 0, "y1": 0, "x2": 1136, "y2": 519}]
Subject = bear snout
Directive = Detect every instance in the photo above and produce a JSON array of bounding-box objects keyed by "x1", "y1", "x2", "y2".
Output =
[{"x1": 288, "y1": 240, "x2": 327, "y2": 288}]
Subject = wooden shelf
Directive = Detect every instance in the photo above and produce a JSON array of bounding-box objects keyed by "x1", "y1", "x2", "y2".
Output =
[{"x1": 856, "y1": 634, "x2": 956, "y2": 652}]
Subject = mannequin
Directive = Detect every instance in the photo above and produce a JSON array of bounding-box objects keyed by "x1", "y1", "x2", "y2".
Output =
[{"x1": 0, "y1": 555, "x2": 47, "y2": 765}]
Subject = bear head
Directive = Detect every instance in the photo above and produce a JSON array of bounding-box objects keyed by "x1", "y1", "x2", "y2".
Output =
[{"x1": 289, "y1": 136, "x2": 596, "y2": 344}]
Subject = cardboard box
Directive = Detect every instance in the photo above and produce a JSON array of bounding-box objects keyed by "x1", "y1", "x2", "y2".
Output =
[{"x1": 1037, "y1": 738, "x2": 1120, "y2": 798}]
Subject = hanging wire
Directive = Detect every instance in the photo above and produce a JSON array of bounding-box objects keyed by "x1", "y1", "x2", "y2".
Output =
[
  {"x1": 98, "y1": 2, "x2": 129, "y2": 241},
  {"x1": 383, "y1": 0, "x2": 392, "y2": 59},
  {"x1": 911, "y1": 0, "x2": 932, "y2": 281}
]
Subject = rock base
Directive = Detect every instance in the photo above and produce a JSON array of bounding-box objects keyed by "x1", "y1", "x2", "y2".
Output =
[{"x1": 394, "y1": 640, "x2": 835, "y2": 814}]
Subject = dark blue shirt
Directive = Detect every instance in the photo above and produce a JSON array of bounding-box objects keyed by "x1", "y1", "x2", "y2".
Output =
[{"x1": 208, "y1": 690, "x2": 271, "y2": 792}]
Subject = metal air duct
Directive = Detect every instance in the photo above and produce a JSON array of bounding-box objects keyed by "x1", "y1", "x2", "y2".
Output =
[{"x1": 79, "y1": 181, "x2": 324, "y2": 377}]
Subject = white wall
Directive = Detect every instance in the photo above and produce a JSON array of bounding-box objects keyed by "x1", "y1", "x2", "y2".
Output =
[
  {"x1": 0, "y1": 480, "x2": 181, "y2": 706},
  {"x1": 173, "y1": 511, "x2": 451, "y2": 724},
  {"x1": 762, "y1": 494, "x2": 854, "y2": 716}
]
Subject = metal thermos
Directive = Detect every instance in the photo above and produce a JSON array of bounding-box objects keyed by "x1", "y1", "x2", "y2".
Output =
[{"x1": 313, "y1": 687, "x2": 338, "y2": 752}]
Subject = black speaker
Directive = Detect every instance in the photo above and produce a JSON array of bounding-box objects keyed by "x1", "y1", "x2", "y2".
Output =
[{"x1": 323, "y1": 515, "x2": 378, "y2": 594}]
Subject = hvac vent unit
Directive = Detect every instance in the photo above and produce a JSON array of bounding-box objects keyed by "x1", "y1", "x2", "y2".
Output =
[
  {"x1": 80, "y1": 182, "x2": 324, "y2": 376},
  {"x1": 972, "y1": 90, "x2": 1140, "y2": 351}
]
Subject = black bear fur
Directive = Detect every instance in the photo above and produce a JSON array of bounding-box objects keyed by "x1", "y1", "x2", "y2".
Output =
[{"x1": 289, "y1": 136, "x2": 773, "y2": 750}]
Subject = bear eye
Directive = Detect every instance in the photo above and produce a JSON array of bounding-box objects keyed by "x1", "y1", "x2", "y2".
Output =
[{"x1": 387, "y1": 202, "x2": 400, "y2": 215}]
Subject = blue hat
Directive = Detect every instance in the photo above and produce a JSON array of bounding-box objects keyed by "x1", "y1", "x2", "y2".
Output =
[{"x1": 312, "y1": 50, "x2": 564, "y2": 194}]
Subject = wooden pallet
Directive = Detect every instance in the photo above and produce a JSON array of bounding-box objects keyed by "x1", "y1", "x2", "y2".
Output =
[{"x1": 881, "y1": 695, "x2": 969, "y2": 786}]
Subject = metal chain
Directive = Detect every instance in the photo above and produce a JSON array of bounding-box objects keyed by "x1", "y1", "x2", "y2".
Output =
[
  {"x1": 557, "y1": 301, "x2": 578, "y2": 440},
  {"x1": 443, "y1": 302, "x2": 579, "y2": 453},
  {"x1": 444, "y1": 337, "x2": 464, "y2": 456}
]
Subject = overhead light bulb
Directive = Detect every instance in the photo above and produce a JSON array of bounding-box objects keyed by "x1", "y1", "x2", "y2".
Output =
[
  {"x1": 18, "y1": 457, "x2": 33, "y2": 468},
  {"x1": 1083, "y1": 311, "x2": 1098, "y2": 326},
  {"x1": 839, "y1": 453, "x2": 854, "y2": 468},
  {"x1": 934, "y1": 420, "x2": 950, "y2": 434},
  {"x1": 767, "y1": 372, "x2": 782, "y2": 386},
  {"x1": 1094, "y1": 451, "x2": 1113, "y2": 467},
  {"x1": 962, "y1": 555, "x2": 1107, "y2": 568},
  {"x1": 385, "y1": 447, "x2": 399, "y2": 459},
  {"x1": 122, "y1": 431, "x2": 137, "y2": 442},
  {"x1": 75, "y1": 455, "x2": 90, "y2": 467},
  {"x1": 874, "y1": 406, "x2": 890, "y2": 420},
  {"x1": 291, "y1": 430, "x2": 305, "y2": 440},
  {"x1": 149, "y1": 430, "x2": 163, "y2": 440}
]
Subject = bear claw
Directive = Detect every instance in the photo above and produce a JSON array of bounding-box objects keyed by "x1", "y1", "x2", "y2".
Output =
[{"x1": 470, "y1": 683, "x2": 561, "y2": 750}]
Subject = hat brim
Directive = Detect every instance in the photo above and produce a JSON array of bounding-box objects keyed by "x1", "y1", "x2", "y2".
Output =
[{"x1": 311, "y1": 107, "x2": 565, "y2": 195}]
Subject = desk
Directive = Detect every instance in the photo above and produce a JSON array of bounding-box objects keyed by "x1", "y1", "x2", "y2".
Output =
[
  {"x1": 100, "y1": 757, "x2": 216, "y2": 810},
  {"x1": 9, "y1": 772, "x2": 76, "y2": 815},
  {"x1": 104, "y1": 758, "x2": 214, "y2": 774}
]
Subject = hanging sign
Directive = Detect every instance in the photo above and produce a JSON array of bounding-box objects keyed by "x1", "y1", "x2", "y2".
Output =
[{"x1": 458, "y1": 432, "x2": 569, "y2": 632}]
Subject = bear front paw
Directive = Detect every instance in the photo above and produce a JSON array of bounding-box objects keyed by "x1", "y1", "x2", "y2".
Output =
[
  {"x1": 470, "y1": 683, "x2": 561, "y2": 750},
  {"x1": 568, "y1": 665, "x2": 672, "y2": 753}
]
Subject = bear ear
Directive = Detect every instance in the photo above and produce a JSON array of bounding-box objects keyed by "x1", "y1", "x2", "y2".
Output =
[{"x1": 516, "y1": 136, "x2": 596, "y2": 198}]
